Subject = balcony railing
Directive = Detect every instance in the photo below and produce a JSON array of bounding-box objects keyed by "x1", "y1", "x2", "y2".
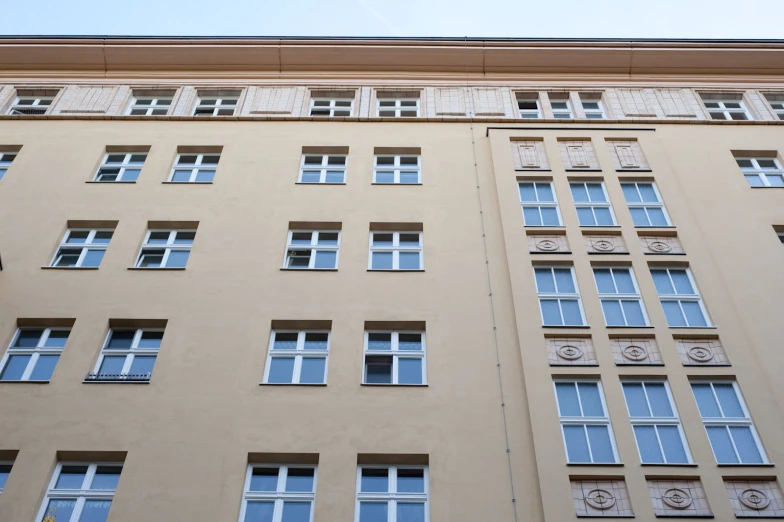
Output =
[{"x1": 84, "y1": 372, "x2": 151, "y2": 382}]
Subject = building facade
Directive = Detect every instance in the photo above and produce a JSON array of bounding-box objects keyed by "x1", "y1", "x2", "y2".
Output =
[{"x1": 0, "y1": 37, "x2": 783, "y2": 521}]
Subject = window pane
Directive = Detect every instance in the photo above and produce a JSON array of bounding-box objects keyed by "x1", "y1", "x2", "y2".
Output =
[
  {"x1": 587, "y1": 425, "x2": 615, "y2": 463},
  {"x1": 658, "y1": 426, "x2": 688, "y2": 463},
  {"x1": 650, "y1": 270, "x2": 674, "y2": 294},
  {"x1": 540, "y1": 207, "x2": 560, "y2": 226},
  {"x1": 317, "y1": 232, "x2": 339, "y2": 245},
  {"x1": 29, "y1": 355, "x2": 59, "y2": 381},
  {"x1": 578, "y1": 383, "x2": 604, "y2": 416},
  {"x1": 519, "y1": 183, "x2": 536, "y2": 201},
  {"x1": 166, "y1": 250, "x2": 190, "y2": 268},
  {"x1": 365, "y1": 355, "x2": 392, "y2": 384},
  {"x1": 44, "y1": 330, "x2": 69, "y2": 348},
  {"x1": 768, "y1": 175, "x2": 784, "y2": 187},
  {"x1": 714, "y1": 384, "x2": 744, "y2": 417},
  {"x1": 638, "y1": 184, "x2": 658, "y2": 202},
  {"x1": 634, "y1": 425, "x2": 664, "y2": 463},
  {"x1": 534, "y1": 269, "x2": 555, "y2": 292},
  {"x1": 303, "y1": 333, "x2": 328, "y2": 350},
  {"x1": 79, "y1": 500, "x2": 112, "y2": 522},
  {"x1": 397, "y1": 469, "x2": 425, "y2": 493},
  {"x1": 555, "y1": 383, "x2": 580, "y2": 416},
  {"x1": 0, "y1": 464, "x2": 10, "y2": 489},
  {"x1": 273, "y1": 332, "x2": 298, "y2": 350},
  {"x1": 540, "y1": 299, "x2": 562, "y2": 325},
  {"x1": 171, "y1": 170, "x2": 192, "y2": 182},
  {"x1": 570, "y1": 184, "x2": 589, "y2": 202},
  {"x1": 371, "y1": 252, "x2": 393, "y2": 270},
  {"x1": 138, "y1": 252, "x2": 164, "y2": 267},
  {"x1": 56, "y1": 466, "x2": 88, "y2": 489},
  {"x1": 281, "y1": 502, "x2": 311, "y2": 522},
  {"x1": 647, "y1": 208, "x2": 668, "y2": 226},
  {"x1": 601, "y1": 300, "x2": 624, "y2": 326},
  {"x1": 285, "y1": 468, "x2": 315, "y2": 492},
  {"x1": 375, "y1": 171, "x2": 394, "y2": 183},
  {"x1": 682, "y1": 301, "x2": 707, "y2": 327},
  {"x1": 563, "y1": 425, "x2": 591, "y2": 462},
  {"x1": 138, "y1": 331, "x2": 163, "y2": 349},
  {"x1": 361, "y1": 468, "x2": 388, "y2": 492},
  {"x1": 359, "y1": 502, "x2": 387, "y2": 522},
  {"x1": 398, "y1": 334, "x2": 422, "y2": 351},
  {"x1": 174, "y1": 232, "x2": 196, "y2": 244},
  {"x1": 586, "y1": 184, "x2": 606, "y2": 201},
  {"x1": 325, "y1": 171, "x2": 344, "y2": 183},
  {"x1": 621, "y1": 301, "x2": 646, "y2": 326},
  {"x1": 268, "y1": 357, "x2": 295, "y2": 384},
  {"x1": 368, "y1": 333, "x2": 392, "y2": 351},
  {"x1": 706, "y1": 426, "x2": 739, "y2": 463},
  {"x1": 536, "y1": 183, "x2": 555, "y2": 201},
  {"x1": 45, "y1": 499, "x2": 76, "y2": 521},
  {"x1": 523, "y1": 207, "x2": 543, "y2": 226},
  {"x1": 244, "y1": 501, "x2": 275, "y2": 522},
  {"x1": 594, "y1": 207, "x2": 614, "y2": 226},
  {"x1": 397, "y1": 503, "x2": 426, "y2": 522},
  {"x1": 730, "y1": 426, "x2": 763, "y2": 464},
  {"x1": 129, "y1": 356, "x2": 156, "y2": 376},
  {"x1": 299, "y1": 358, "x2": 325, "y2": 384},
  {"x1": 398, "y1": 358, "x2": 423, "y2": 384},
  {"x1": 576, "y1": 207, "x2": 595, "y2": 226},
  {"x1": 107, "y1": 330, "x2": 134, "y2": 349},
  {"x1": 195, "y1": 170, "x2": 215, "y2": 182},
  {"x1": 646, "y1": 384, "x2": 673, "y2": 417},
  {"x1": 561, "y1": 300, "x2": 583, "y2": 325},
  {"x1": 99, "y1": 356, "x2": 126, "y2": 375},
  {"x1": 66, "y1": 231, "x2": 90, "y2": 243},
  {"x1": 0, "y1": 355, "x2": 31, "y2": 380},
  {"x1": 692, "y1": 384, "x2": 722, "y2": 417},
  {"x1": 372, "y1": 233, "x2": 393, "y2": 246},
  {"x1": 400, "y1": 171, "x2": 419, "y2": 184},
  {"x1": 670, "y1": 270, "x2": 694, "y2": 294},
  {"x1": 621, "y1": 184, "x2": 641, "y2": 203},
  {"x1": 249, "y1": 468, "x2": 279, "y2": 491},
  {"x1": 15, "y1": 329, "x2": 43, "y2": 347},
  {"x1": 399, "y1": 252, "x2": 420, "y2": 270},
  {"x1": 630, "y1": 207, "x2": 652, "y2": 227},
  {"x1": 91, "y1": 466, "x2": 122, "y2": 490},
  {"x1": 300, "y1": 171, "x2": 321, "y2": 183},
  {"x1": 593, "y1": 269, "x2": 615, "y2": 293},
  {"x1": 81, "y1": 249, "x2": 105, "y2": 267},
  {"x1": 613, "y1": 270, "x2": 634, "y2": 293},
  {"x1": 622, "y1": 383, "x2": 649, "y2": 417},
  {"x1": 314, "y1": 251, "x2": 337, "y2": 269},
  {"x1": 662, "y1": 301, "x2": 686, "y2": 327}
]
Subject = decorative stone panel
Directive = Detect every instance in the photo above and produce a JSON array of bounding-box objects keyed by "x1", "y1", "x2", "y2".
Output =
[
  {"x1": 55, "y1": 86, "x2": 119, "y2": 114},
  {"x1": 639, "y1": 235, "x2": 684, "y2": 255},
  {"x1": 546, "y1": 336, "x2": 596, "y2": 366},
  {"x1": 584, "y1": 234, "x2": 628, "y2": 254},
  {"x1": 654, "y1": 89, "x2": 701, "y2": 118},
  {"x1": 611, "y1": 337, "x2": 662, "y2": 365},
  {"x1": 614, "y1": 88, "x2": 659, "y2": 118},
  {"x1": 472, "y1": 88, "x2": 505, "y2": 116},
  {"x1": 528, "y1": 233, "x2": 570, "y2": 254},
  {"x1": 434, "y1": 87, "x2": 466, "y2": 116},
  {"x1": 558, "y1": 140, "x2": 600, "y2": 170},
  {"x1": 510, "y1": 140, "x2": 549, "y2": 170},
  {"x1": 247, "y1": 86, "x2": 298, "y2": 115},
  {"x1": 572, "y1": 479, "x2": 634, "y2": 517},
  {"x1": 606, "y1": 140, "x2": 650, "y2": 170},
  {"x1": 0, "y1": 85, "x2": 15, "y2": 113},
  {"x1": 675, "y1": 337, "x2": 730, "y2": 366},
  {"x1": 746, "y1": 90, "x2": 779, "y2": 121},
  {"x1": 725, "y1": 480, "x2": 784, "y2": 517},
  {"x1": 648, "y1": 479, "x2": 712, "y2": 517}
]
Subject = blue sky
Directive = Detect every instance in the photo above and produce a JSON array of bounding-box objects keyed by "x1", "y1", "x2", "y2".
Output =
[{"x1": 1, "y1": 0, "x2": 783, "y2": 39}]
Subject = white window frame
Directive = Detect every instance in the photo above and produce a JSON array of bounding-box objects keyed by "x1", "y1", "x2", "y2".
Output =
[
  {"x1": 570, "y1": 182, "x2": 617, "y2": 227},
  {"x1": 263, "y1": 330, "x2": 330, "y2": 385},
  {"x1": 193, "y1": 96, "x2": 238, "y2": 116},
  {"x1": 377, "y1": 98, "x2": 420, "y2": 117},
  {"x1": 368, "y1": 231, "x2": 423, "y2": 271},
  {"x1": 238, "y1": 464, "x2": 317, "y2": 522},
  {"x1": 650, "y1": 267, "x2": 711, "y2": 328},
  {"x1": 519, "y1": 181, "x2": 562, "y2": 227},
  {"x1": 621, "y1": 380, "x2": 693, "y2": 464},
  {"x1": 550, "y1": 98, "x2": 573, "y2": 119},
  {"x1": 93, "y1": 152, "x2": 147, "y2": 183},
  {"x1": 126, "y1": 96, "x2": 172, "y2": 116},
  {"x1": 362, "y1": 331, "x2": 427, "y2": 385},
  {"x1": 135, "y1": 229, "x2": 196, "y2": 269},
  {"x1": 87, "y1": 328, "x2": 163, "y2": 382},
  {"x1": 593, "y1": 267, "x2": 650, "y2": 327},
  {"x1": 691, "y1": 381, "x2": 768, "y2": 464},
  {"x1": 283, "y1": 230, "x2": 340, "y2": 270},
  {"x1": 298, "y1": 154, "x2": 347, "y2": 184},
  {"x1": 736, "y1": 157, "x2": 784, "y2": 187},
  {"x1": 50, "y1": 229, "x2": 113, "y2": 268},
  {"x1": 309, "y1": 97, "x2": 354, "y2": 117},
  {"x1": 767, "y1": 99, "x2": 784, "y2": 120},
  {"x1": 355, "y1": 465, "x2": 429, "y2": 522},
  {"x1": 373, "y1": 155, "x2": 422, "y2": 185},
  {"x1": 580, "y1": 97, "x2": 606, "y2": 119},
  {"x1": 534, "y1": 266, "x2": 587, "y2": 326},
  {"x1": 704, "y1": 98, "x2": 752, "y2": 120},
  {"x1": 621, "y1": 182, "x2": 672, "y2": 227},
  {"x1": 0, "y1": 327, "x2": 70, "y2": 382},
  {"x1": 0, "y1": 151, "x2": 17, "y2": 180},
  {"x1": 553, "y1": 380, "x2": 620, "y2": 464},
  {"x1": 517, "y1": 96, "x2": 541, "y2": 118},
  {"x1": 168, "y1": 153, "x2": 220, "y2": 183},
  {"x1": 7, "y1": 96, "x2": 53, "y2": 115},
  {"x1": 35, "y1": 462, "x2": 121, "y2": 522}
]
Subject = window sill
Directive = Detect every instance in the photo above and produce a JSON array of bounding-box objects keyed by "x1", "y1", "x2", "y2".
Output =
[
  {"x1": 0, "y1": 380, "x2": 50, "y2": 384},
  {"x1": 577, "y1": 516, "x2": 635, "y2": 519},
  {"x1": 295, "y1": 182, "x2": 346, "y2": 185},
  {"x1": 716, "y1": 463, "x2": 775, "y2": 467},
  {"x1": 617, "y1": 169, "x2": 653, "y2": 173},
  {"x1": 524, "y1": 226, "x2": 566, "y2": 229},
  {"x1": 668, "y1": 326, "x2": 717, "y2": 330},
  {"x1": 161, "y1": 181, "x2": 214, "y2": 184},
  {"x1": 565, "y1": 169, "x2": 603, "y2": 172},
  {"x1": 543, "y1": 325, "x2": 591, "y2": 329},
  {"x1": 85, "y1": 180, "x2": 137, "y2": 184},
  {"x1": 580, "y1": 225, "x2": 621, "y2": 228},
  {"x1": 567, "y1": 462, "x2": 624, "y2": 467},
  {"x1": 41, "y1": 266, "x2": 99, "y2": 270},
  {"x1": 260, "y1": 383, "x2": 327, "y2": 387},
  {"x1": 280, "y1": 268, "x2": 338, "y2": 272},
  {"x1": 605, "y1": 325, "x2": 655, "y2": 329},
  {"x1": 653, "y1": 516, "x2": 713, "y2": 519},
  {"x1": 371, "y1": 183, "x2": 423, "y2": 186},
  {"x1": 83, "y1": 380, "x2": 150, "y2": 385},
  {"x1": 635, "y1": 225, "x2": 677, "y2": 229},
  {"x1": 127, "y1": 267, "x2": 187, "y2": 271},
  {"x1": 361, "y1": 383, "x2": 428, "y2": 387},
  {"x1": 367, "y1": 269, "x2": 425, "y2": 272},
  {"x1": 750, "y1": 186, "x2": 784, "y2": 189},
  {"x1": 531, "y1": 251, "x2": 572, "y2": 255},
  {"x1": 640, "y1": 463, "x2": 698, "y2": 467},
  {"x1": 515, "y1": 169, "x2": 552, "y2": 172}
]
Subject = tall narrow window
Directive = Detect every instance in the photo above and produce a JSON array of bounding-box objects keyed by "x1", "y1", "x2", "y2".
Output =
[
  {"x1": 593, "y1": 268, "x2": 648, "y2": 326},
  {"x1": 264, "y1": 330, "x2": 329, "y2": 384},
  {"x1": 550, "y1": 97, "x2": 573, "y2": 118},
  {"x1": 0, "y1": 327, "x2": 70, "y2": 382},
  {"x1": 7, "y1": 95, "x2": 53, "y2": 115},
  {"x1": 534, "y1": 267, "x2": 586, "y2": 326},
  {"x1": 169, "y1": 152, "x2": 220, "y2": 183},
  {"x1": 135, "y1": 229, "x2": 196, "y2": 268},
  {"x1": 37, "y1": 463, "x2": 121, "y2": 522},
  {"x1": 650, "y1": 268, "x2": 710, "y2": 327},
  {"x1": 283, "y1": 230, "x2": 340, "y2": 270},
  {"x1": 377, "y1": 97, "x2": 419, "y2": 117},
  {"x1": 127, "y1": 96, "x2": 172, "y2": 116},
  {"x1": 691, "y1": 381, "x2": 767, "y2": 464},
  {"x1": 298, "y1": 154, "x2": 347, "y2": 184},
  {"x1": 310, "y1": 97, "x2": 353, "y2": 117},
  {"x1": 193, "y1": 95, "x2": 238, "y2": 116},
  {"x1": 363, "y1": 331, "x2": 426, "y2": 385},
  {"x1": 621, "y1": 182, "x2": 672, "y2": 227},
  {"x1": 766, "y1": 96, "x2": 784, "y2": 120},
  {"x1": 0, "y1": 462, "x2": 11, "y2": 492},
  {"x1": 570, "y1": 182, "x2": 616, "y2": 226},
  {"x1": 356, "y1": 466, "x2": 428, "y2": 522},
  {"x1": 703, "y1": 98, "x2": 751, "y2": 120},
  {"x1": 517, "y1": 94, "x2": 541, "y2": 118},
  {"x1": 93, "y1": 152, "x2": 146, "y2": 182},
  {"x1": 86, "y1": 328, "x2": 164, "y2": 382},
  {"x1": 580, "y1": 96, "x2": 606, "y2": 119},
  {"x1": 373, "y1": 155, "x2": 421, "y2": 184},
  {"x1": 0, "y1": 151, "x2": 17, "y2": 180},
  {"x1": 735, "y1": 157, "x2": 784, "y2": 187},
  {"x1": 519, "y1": 181, "x2": 562, "y2": 226},
  {"x1": 239, "y1": 465, "x2": 316, "y2": 522},
  {"x1": 369, "y1": 231, "x2": 423, "y2": 270},
  {"x1": 50, "y1": 228, "x2": 114, "y2": 268},
  {"x1": 622, "y1": 381, "x2": 691, "y2": 464},
  {"x1": 554, "y1": 380, "x2": 618, "y2": 463}
]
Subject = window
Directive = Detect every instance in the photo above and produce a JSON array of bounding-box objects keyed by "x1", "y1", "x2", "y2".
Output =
[
  {"x1": 93, "y1": 152, "x2": 146, "y2": 182},
  {"x1": 704, "y1": 99, "x2": 751, "y2": 120},
  {"x1": 0, "y1": 327, "x2": 69, "y2": 382},
  {"x1": 735, "y1": 157, "x2": 784, "y2": 187},
  {"x1": 169, "y1": 153, "x2": 220, "y2": 183},
  {"x1": 283, "y1": 230, "x2": 340, "y2": 270},
  {"x1": 534, "y1": 267, "x2": 586, "y2": 326},
  {"x1": 310, "y1": 97, "x2": 353, "y2": 117},
  {"x1": 593, "y1": 268, "x2": 649, "y2": 326},
  {"x1": 369, "y1": 231, "x2": 423, "y2": 270},
  {"x1": 37, "y1": 463, "x2": 121, "y2": 522},
  {"x1": 50, "y1": 229, "x2": 113, "y2": 268},
  {"x1": 550, "y1": 98, "x2": 573, "y2": 118},
  {"x1": 373, "y1": 155, "x2": 421, "y2": 184},
  {"x1": 554, "y1": 381, "x2": 618, "y2": 463},
  {"x1": 0, "y1": 151, "x2": 17, "y2": 180},
  {"x1": 127, "y1": 96, "x2": 171, "y2": 116},
  {"x1": 298, "y1": 154, "x2": 346, "y2": 184},
  {"x1": 264, "y1": 330, "x2": 329, "y2": 384},
  {"x1": 356, "y1": 466, "x2": 428, "y2": 522},
  {"x1": 239, "y1": 465, "x2": 316, "y2": 522},
  {"x1": 86, "y1": 328, "x2": 163, "y2": 382},
  {"x1": 0, "y1": 463, "x2": 11, "y2": 492},
  {"x1": 517, "y1": 95, "x2": 541, "y2": 118},
  {"x1": 193, "y1": 96, "x2": 238, "y2": 116},
  {"x1": 622, "y1": 381, "x2": 691, "y2": 464},
  {"x1": 377, "y1": 98, "x2": 419, "y2": 117},
  {"x1": 621, "y1": 182, "x2": 671, "y2": 227},
  {"x1": 570, "y1": 182, "x2": 616, "y2": 226},
  {"x1": 363, "y1": 331, "x2": 426, "y2": 385},
  {"x1": 691, "y1": 381, "x2": 767, "y2": 464},
  {"x1": 767, "y1": 98, "x2": 784, "y2": 120},
  {"x1": 519, "y1": 181, "x2": 562, "y2": 226},
  {"x1": 7, "y1": 96, "x2": 53, "y2": 115},
  {"x1": 650, "y1": 268, "x2": 710, "y2": 327},
  {"x1": 135, "y1": 229, "x2": 196, "y2": 268},
  {"x1": 580, "y1": 97, "x2": 606, "y2": 119}
]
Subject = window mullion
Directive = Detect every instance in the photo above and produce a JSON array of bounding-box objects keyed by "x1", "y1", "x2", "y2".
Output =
[
  {"x1": 71, "y1": 497, "x2": 87, "y2": 522},
  {"x1": 21, "y1": 352, "x2": 39, "y2": 380},
  {"x1": 120, "y1": 354, "x2": 134, "y2": 375}
]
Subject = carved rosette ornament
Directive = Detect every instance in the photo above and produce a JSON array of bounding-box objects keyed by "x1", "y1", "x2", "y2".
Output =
[
  {"x1": 557, "y1": 344, "x2": 583, "y2": 360},
  {"x1": 592, "y1": 239, "x2": 615, "y2": 252},
  {"x1": 740, "y1": 489, "x2": 770, "y2": 510},
  {"x1": 687, "y1": 346, "x2": 714, "y2": 363},
  {"x1": 649, "y1": 240, "x2": 672, "y2": 253},
  {"x1": 622, "y1": 345, "x2": 648, "y2": 361},
  {"x1": 662, "y1": 488, "x2": 693, "y2": 509},
  {"x1": 585, "y1": 489, "x2": 616, "y2": 510},
  {"x1": 536, "y1": 239, "x2": 559, "y2": 251}
]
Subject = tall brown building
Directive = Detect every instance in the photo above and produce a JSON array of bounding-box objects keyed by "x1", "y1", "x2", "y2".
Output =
[{"x1": 0, "y1": 36, "x2": 783, "y2": 522}]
